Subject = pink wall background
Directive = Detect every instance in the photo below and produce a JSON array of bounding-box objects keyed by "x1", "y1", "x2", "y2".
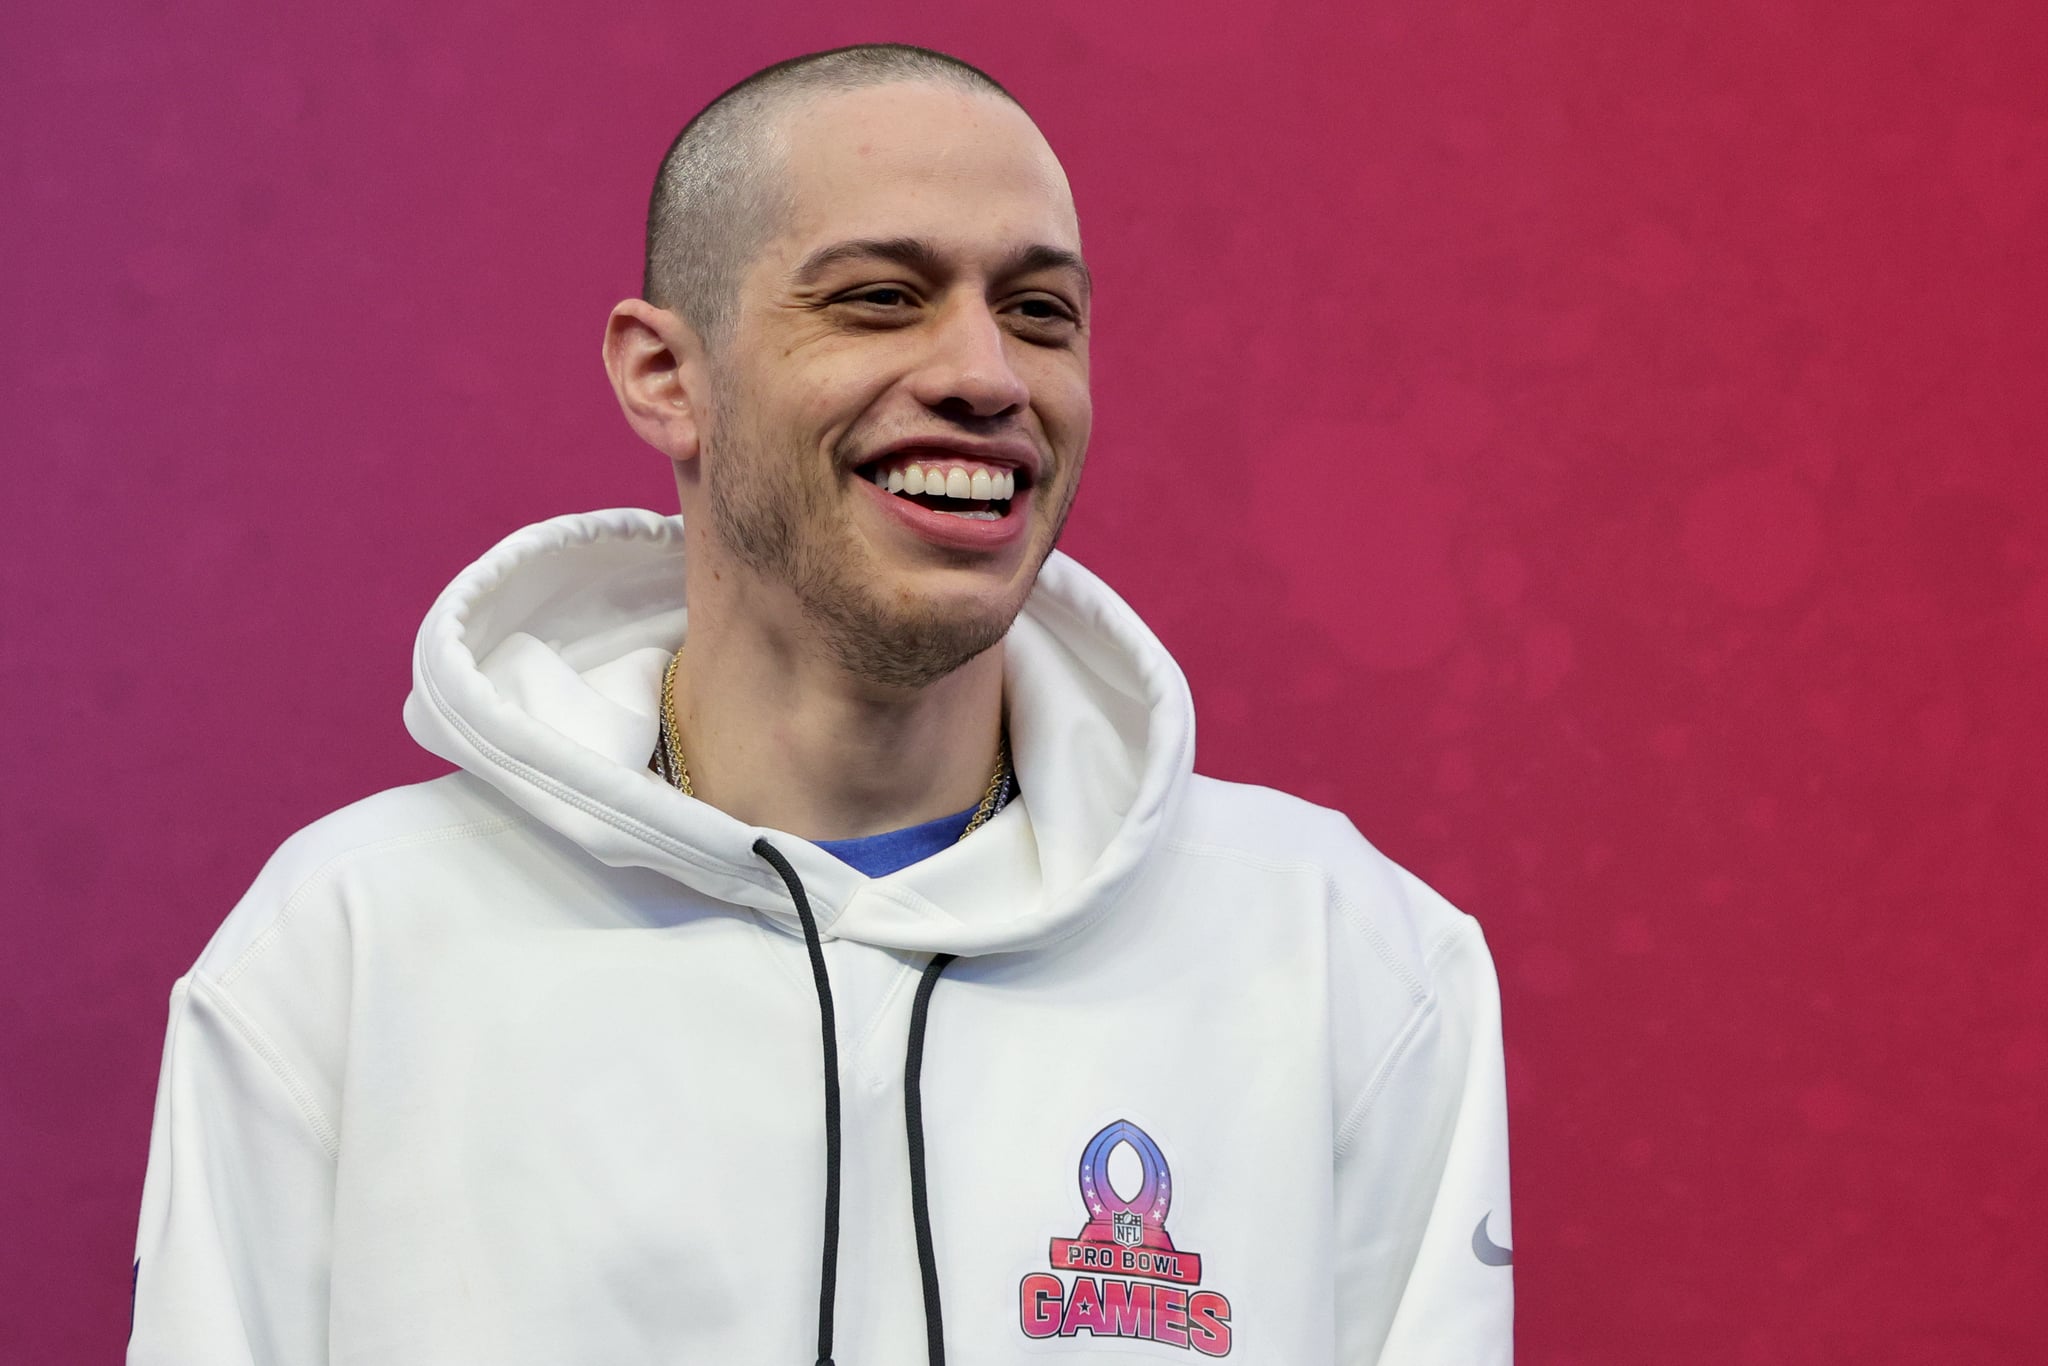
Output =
[{"x1": 6, "y1": 1, "x2": 2045, "y2": 1359}]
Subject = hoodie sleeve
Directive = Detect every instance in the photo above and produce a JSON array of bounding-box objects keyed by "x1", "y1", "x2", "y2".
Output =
[
  {"x1": 1334, "y1": 916, "x2": 1513, "y2": 1364},
  {"x1": 129, "y1": 975, "x2": 335, "y2": 1366}
]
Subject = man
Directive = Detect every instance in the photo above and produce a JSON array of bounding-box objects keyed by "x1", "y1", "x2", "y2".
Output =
[{"x1": 130, "y1": 44, "x2": 1512, "y2": 1365}]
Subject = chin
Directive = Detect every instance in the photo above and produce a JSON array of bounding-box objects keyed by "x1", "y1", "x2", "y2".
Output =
[{"x1": 808, "y1": 580, "x2": 1023, "y2": 690}]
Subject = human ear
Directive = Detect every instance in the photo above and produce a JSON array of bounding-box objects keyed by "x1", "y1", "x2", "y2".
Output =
[{"x1": 602, "y1": 299, "x2": 707, "y2": 464}]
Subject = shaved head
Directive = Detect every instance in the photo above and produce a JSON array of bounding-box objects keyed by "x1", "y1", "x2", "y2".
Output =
[{"x1": 643, "y1": 44, "x2": 1023, "y2": 348}]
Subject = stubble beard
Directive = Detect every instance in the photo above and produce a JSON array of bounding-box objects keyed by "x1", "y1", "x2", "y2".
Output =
[{"x1": 702, "y1": 390, "x2": 1070, "y2": 691}]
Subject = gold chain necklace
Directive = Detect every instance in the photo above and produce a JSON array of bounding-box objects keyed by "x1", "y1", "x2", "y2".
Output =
[{"x1": 656, "y1": 649, "x2": 1014, "y2": 838}]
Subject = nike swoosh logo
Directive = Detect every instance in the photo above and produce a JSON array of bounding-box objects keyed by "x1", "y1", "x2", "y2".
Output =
[{"x1": 1471, "y1": 1211, "x2": 1513, "y2": 1266}]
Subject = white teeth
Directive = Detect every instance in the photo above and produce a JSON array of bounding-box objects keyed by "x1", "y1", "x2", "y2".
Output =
[
  {"x1": 936, "y1": 507, "x2": 1002, "y2": 521},
  {"x1": 871, "y1": 458, "x2": 1019, "y2": 503}
]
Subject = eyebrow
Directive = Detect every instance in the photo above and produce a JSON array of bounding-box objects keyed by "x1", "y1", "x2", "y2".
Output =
[{"x1": 789, "y1": 236, "x2": 1092, "y2": 299}]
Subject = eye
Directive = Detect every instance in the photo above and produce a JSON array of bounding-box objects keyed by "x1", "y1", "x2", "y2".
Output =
[
  {"x1": 843, "y1": 285, "x2": 916, "y2": 309},
  {"x1": 1006, "y1": 292, "x2": 1081, "y2": 341}
]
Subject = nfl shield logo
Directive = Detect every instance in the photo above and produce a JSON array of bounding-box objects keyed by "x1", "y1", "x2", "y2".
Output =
[{"x1": 1112, "y1": 1209, "x2": 1144, "y2": 1248}]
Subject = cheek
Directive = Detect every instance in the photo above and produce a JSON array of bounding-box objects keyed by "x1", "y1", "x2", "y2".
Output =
[
  {"x1": 1037, "y1": 366, "x2": 1093, "y2": 457},
  {"x1": 725, "y1": 338, "x2": 885, "y2": 436},
  {"x1": 803, "y1": 358, "x2": 913, "y2": 448}
]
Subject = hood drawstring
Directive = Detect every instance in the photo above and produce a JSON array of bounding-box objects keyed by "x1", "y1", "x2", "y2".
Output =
[
  {"x1": 754, "y1": 839, "x2": 957, "y2": 1366},
  {"x1": 905, "y1": 951, "x2": 958, "y2": 1366},
  {"x1": 754, "y1": 839, "x2": 844, "y2": 1366}
]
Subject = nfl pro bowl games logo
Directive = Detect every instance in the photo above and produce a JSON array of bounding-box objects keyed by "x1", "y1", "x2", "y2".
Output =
[{"x1": 1019, "y1": 1119, "x2": 1234, "y2": 1356}]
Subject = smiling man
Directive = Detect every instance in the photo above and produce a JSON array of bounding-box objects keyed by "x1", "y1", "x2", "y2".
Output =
[
  {"x1": 130, "y1": 45, "x2": 1512, "y2": 1366},
  {"x1": 604, "y1": 63, "x2": 1091, "y2": 842}
]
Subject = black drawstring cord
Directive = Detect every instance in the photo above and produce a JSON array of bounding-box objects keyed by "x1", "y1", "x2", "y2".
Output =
[
  {"x1": 752, "y1": 838, "x2": 843, "y2": 1366},
  {"x1": 754, "y1": 840, "x2": 964, "y2": 1366},
  {"x1": 904, "y1": 951, "x2": 957, "y2": 1366}
]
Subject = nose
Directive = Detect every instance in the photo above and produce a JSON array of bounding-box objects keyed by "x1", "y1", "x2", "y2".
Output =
[{"x1": 909, "y1": 295, "x2": 1030, "y2": 421}]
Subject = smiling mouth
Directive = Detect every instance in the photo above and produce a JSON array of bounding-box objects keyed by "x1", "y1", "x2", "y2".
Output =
[{"x1": 857, "y1": 455, "x2": 1027, "y2": 522}]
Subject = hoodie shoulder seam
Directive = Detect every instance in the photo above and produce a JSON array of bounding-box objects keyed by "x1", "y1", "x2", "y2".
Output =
[
  {"x1": 1423, "y1": 916, "x2": 1479, "y2": 970},
  {"x1": 219, "y1": 814, "x2": 529, "y2": 988},
  {"x1": 1335, "y1": 991, "x2": 1438, "y2": 1156},
  {"x1": 1334, "y1": 920, "x2": 1485, "y2": 1156},
  {"x1": 187, "y1": 972, "x2": 343, "y2": 1160}
]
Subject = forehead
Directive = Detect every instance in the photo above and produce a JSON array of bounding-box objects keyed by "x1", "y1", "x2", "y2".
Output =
[{"x1": 766, "y1": 82, "x2": 1081, "y2": 262}]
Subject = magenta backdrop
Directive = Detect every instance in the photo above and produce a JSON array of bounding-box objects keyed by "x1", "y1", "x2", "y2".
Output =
[{"x1": 5, "y1": 1, "x2": 2046, "y2": 1360}]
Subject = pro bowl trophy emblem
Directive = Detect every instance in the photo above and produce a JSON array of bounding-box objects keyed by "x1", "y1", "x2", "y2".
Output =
[{"x1": 1019, "y1": 1119, "x2": 1234, "y2": 1355}]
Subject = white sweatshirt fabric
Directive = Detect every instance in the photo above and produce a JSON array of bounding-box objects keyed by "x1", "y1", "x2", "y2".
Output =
[{"x1": 129, "y1": 508, "x2": 1513, "y2": 1364}]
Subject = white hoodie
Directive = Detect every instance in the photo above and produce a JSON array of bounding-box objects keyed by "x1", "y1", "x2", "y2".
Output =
[{"x1": 130, "y1": 508, "x2": 1512, "y2": 1365}]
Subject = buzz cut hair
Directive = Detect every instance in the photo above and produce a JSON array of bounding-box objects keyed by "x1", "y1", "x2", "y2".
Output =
[{"x1": 642, "y1": 44, "x2": 1021, "y2": 348}]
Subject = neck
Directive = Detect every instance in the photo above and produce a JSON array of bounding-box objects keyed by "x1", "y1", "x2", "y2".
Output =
[{"x1": 668, "y1": 594, "x2": 1005, "y2": 843}]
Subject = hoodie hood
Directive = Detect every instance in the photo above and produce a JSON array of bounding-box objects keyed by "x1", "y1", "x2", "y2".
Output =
[{"x1": 402, "y1": 508, "x2": 1194, "y2": 956}]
